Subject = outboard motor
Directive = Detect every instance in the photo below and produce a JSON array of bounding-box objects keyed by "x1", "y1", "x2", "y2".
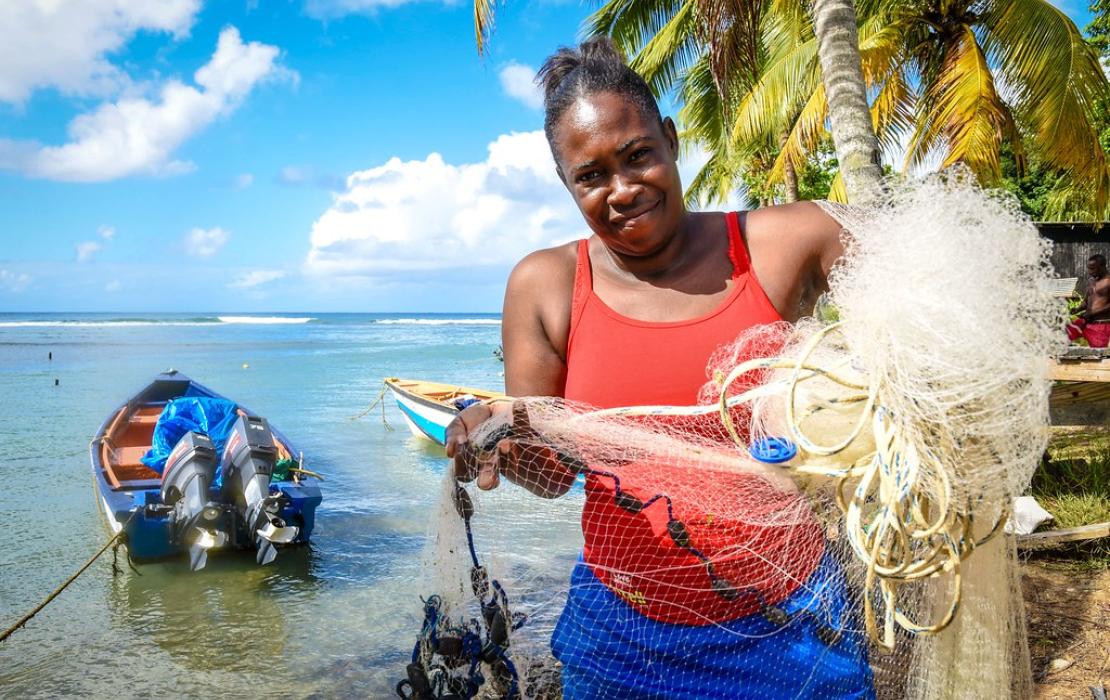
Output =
[
  {"x1": 220, "y1": 415, "x2": 299, "y2": 565},
  {"x1": 161, "y1": 432, "x2": 227, "y2": 571}
]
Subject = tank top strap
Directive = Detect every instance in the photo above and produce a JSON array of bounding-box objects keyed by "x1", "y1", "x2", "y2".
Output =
[
  {"x1": 567, "y1": 239, "x2": 593, "y2": 353},
  {"x1": 725, "y1": 211, "x2": 748, "y2": 280}
]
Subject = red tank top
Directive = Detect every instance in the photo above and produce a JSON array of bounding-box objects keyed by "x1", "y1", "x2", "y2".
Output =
[{"x1": 564, "y1": 211, "x2": 824, "y2": 624}]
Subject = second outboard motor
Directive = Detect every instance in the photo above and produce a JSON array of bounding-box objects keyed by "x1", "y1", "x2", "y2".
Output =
[
  {"x1": 161, "y1": 432, "x2": 227, "y2": 571},
  {"x1": 221, "y1": 415, "x2": 299, "y2": 565}
]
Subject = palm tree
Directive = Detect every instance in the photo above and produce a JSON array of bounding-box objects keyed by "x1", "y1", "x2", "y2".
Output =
[
  {"x1": 474, "y1": 0, "x2": 885, "y2": 204},
  {"x1": 811, "y1": 0, "x2": 884, "y2": 202},
  {"x1": 591, "y1": 0, "x2": 1110, "y2": 218}
]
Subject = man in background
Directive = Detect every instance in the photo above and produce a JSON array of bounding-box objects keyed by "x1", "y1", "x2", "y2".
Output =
[{"x1": 1069, "y1": 254, "x2": 1110, "y2": 347}]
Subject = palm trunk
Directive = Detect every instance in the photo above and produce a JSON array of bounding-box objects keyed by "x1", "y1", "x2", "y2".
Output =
[
  {"x1": 812, "y1": 0, "x2": 883, "y2": 204},
  {"x1": 783, "y1": 158, "x2": 799, "y2": 202}
]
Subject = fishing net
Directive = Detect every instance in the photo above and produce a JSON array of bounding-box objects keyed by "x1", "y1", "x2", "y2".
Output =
[{"x1": 400, "y1": 171, "x2": 1064, "y2": 700}]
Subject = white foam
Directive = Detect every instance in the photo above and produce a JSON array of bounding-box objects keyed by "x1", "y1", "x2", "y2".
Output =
[
  {"x1": 216, "y1": 316, "x2": 315, "y2": 325},
  {"x1": 0, "y1": 316, "x2": 317, "y2": 327},
  {"x1": 374, "y1": 318, "x2": 501, "y2": 326},
  {"x1": 0, "y1": 320, "x2": 215, "y2": 328}
]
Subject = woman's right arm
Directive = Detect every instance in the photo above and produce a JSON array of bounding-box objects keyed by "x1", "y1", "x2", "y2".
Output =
[{"x1": 446, "y1": 245, "x2": 578, "y2": 497}]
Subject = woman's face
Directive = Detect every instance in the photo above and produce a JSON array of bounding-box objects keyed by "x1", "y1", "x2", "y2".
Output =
[{"x1": 551, "y1": 91, "x2": 684, "y2": 257}]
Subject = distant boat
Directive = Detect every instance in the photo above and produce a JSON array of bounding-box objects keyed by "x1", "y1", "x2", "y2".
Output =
[
  {"x1": 384, "y1": 377, "x2": 504, "y2": 446},
  {"x1": 90, "y1": 369, "x2": 322, "y2": 570}
]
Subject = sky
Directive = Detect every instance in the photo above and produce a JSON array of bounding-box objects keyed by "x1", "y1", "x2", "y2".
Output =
[{"x1": 0, "y1": 0, "x2": 1098, "y2": 313}]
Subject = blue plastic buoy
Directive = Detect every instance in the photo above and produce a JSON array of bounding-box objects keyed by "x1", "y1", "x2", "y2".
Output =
[{"x1": 749, "y1": 437, "x2": 797, "y2": 464}]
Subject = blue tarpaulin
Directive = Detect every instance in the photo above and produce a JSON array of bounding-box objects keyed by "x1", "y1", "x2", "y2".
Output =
[{"x1": 141, "y1": 396, "x2": 240, "y2": 477}]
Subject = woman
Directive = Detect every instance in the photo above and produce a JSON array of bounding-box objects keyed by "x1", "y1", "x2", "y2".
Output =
[{"x1": 447, "y1": 37, "x2": 874, "y2": 699}]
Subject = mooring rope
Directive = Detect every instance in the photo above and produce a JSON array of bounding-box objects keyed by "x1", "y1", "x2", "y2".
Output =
[
  {"x1": 0, "y1": 512, "x2": 137, "y2": 643},
  {"x1": 349, "y1": 382, "x2": 393, "y2": 431}
]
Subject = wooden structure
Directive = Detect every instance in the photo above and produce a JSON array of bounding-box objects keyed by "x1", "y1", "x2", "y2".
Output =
[
  {"x1": 1038, "y1": 222, "x2": 1109, "y2": 279},
  {"x1": 1018, "y1": 522, "x2": 1110, "y2": 550},
  {"x1": 1049, "y1": 348, "x2": 1110, "y2": 425}
]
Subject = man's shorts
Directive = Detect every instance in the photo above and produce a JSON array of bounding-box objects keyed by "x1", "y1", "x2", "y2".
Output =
[{"x1": 1067, "y1": 318, "x2": 1110, "y2": 348}]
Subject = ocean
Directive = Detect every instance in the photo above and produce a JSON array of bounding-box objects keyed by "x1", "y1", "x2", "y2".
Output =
[{"x1": 0, "y1": 312, "x2": 509, "y2": 698}]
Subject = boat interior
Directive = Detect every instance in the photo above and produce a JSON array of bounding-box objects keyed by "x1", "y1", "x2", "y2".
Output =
[
  {"x1": 389, "y1": 378, "x2": 503, "y2": 405},
  {"x1": 98, "y1": 402, "x2": 165, "y2": 490},
  {"x1": 97, "y1": 399, "x2": 293, "y2": 492}
]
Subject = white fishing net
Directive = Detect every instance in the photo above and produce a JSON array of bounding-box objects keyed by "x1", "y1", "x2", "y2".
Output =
[{"x1": 400, "y1": 172, "x2": 1064, "y2": 700}]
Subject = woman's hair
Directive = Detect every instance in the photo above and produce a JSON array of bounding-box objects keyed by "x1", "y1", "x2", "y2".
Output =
[{"x1": 536, "y1": 37, "x2": 662, "y2": 150}]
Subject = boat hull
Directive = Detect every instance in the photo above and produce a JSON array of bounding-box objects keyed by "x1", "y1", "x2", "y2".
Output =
[
  {"x1": 90, "y1": 370, "x2": 322, "y2": 564},
  {"x1": 384, "y1": 378, "x2": 504, "y2": 446}
]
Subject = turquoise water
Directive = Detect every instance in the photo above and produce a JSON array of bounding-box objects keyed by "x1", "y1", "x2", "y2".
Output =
[{"x1": 0, "y1": 313, "x2": 507, "y2": 698}]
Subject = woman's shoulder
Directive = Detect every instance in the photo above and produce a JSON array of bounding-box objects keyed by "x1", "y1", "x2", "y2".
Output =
[
  {"x1": 742, "y1": 201, "x2": 842, "y2": 258},
  {"x1": 743, "y1": 201, "x2": 834, "y2": 233},
  {"x1": 508, "y1": 240, "x2": 580, "y2": 289},
  {"x1": 503, "y1": 240, "x2": 581, "y2": 373}
]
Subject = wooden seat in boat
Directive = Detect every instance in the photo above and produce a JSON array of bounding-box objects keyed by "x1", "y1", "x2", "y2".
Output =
[{"x1": 105, "y1": 445, "x2": 161, "y2": 487}]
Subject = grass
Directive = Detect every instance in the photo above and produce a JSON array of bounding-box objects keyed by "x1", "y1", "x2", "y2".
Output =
[{"x1": 1030, "y1": 438, "x2": 1110, "y2": 567}]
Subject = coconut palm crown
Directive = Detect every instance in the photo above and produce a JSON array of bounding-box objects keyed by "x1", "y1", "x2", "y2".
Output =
[{"x1": 587, "y1": 0, "x2": 1109, "y2": 218}]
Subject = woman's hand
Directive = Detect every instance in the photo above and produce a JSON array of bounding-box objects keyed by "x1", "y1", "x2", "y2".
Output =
[
  {"x1": 445, "y1": 400, "x2": 579, "y2": 498},
  {"x1": 445, "y1": 401, "x2": 510, "y2": 489}
]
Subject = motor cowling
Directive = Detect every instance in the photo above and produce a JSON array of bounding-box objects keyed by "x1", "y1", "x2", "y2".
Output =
[
  {"x1": 220, "y1": 415, "x2": 299, "y2": 565},
  {"x1": 161, "y1": 431, "x2": 227, "y2": 570}
]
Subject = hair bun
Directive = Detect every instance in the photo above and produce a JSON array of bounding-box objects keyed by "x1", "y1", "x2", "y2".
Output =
[
  {"x1": 536, "y1": 36, "x2": 662, "y2": 160},
  {"x1": 579, "y1": 36, "x2": 625, "y2": 65},
  {"x1": 537, "y1": 37, "x2": 627, "y2": 102}
]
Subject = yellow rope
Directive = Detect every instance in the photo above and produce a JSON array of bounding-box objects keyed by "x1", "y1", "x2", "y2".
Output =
[
  {"x1": 288, "y1": 466, "x2": 325, "y2": 481},
  {"x1": 349, "y1": 383, "x2": 393, "y2": 431}
]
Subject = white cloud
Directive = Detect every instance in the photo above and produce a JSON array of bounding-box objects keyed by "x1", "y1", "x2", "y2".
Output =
[
  {"x1": 0, "y1": 0, "x2": 201, "y2": 105},
  {"x1": 76, "y1": 240, "x2": 102, "y2": 262},
  {"x1": 98, "y1": 225, "x2": 116, "y2": 240},
  {"x1": 231, "y1": 269, "x2": 287, "y2": 288},
  {"x1": 0, "y1": 270, "x2": 31, "y2": 293},
  {"x1": 0, "y1": 27, "x2": 291, "y2": 182},
  {"x1": 184, "y1": 226, "x2": 229, "y2": 257},
  {"x1": 306, "y1": 131, "x2": 578, "y2": 276},
  {"x1": 499, "y1": 63, "x2": 543, "y2": 110},
  {"x1": 105, "y1": 279, "x2": 121, "y2": 292},
  {"x1": 233, "y1": 173, "x2": 254, "y2": 190},
  {"x1": 305, "y1": 131, "x2": 742, "y2": 277},
  {"x1": 303, "y1": 0, "x2": 419, "y2": 19}
]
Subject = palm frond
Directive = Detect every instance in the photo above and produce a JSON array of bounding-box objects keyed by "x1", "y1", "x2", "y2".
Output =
[
  {"x1": 1045, "y1": 181, "x2": 1110, "y2": 221},
  {"x1": 768, "y1": 83, "x2": 828, "y2": 183},
  {"x1": 905, "y1": 25, "x2": 1012, "y2": 181},
  {"x1": 695, "y1": 0, "x2": 766, "y2": 95},
  {"x1": 683, "y1": 141, "x2": 754, "y2": 207},
  {"x1": 981, "y1": 0, "x2": 1110, "y2": 213},
  {"x1": 827, "y1": 170, "x2": 847, "y2": 203},
  {"x1": 473, "y1": 0, "x2": 494, "y2": 56},
  {"x1": 627, "y1": 0, "x2": 702, "y2": 97},
  {"x1": 679, "y1": 54, "x2": 727, "y2": 148},
  {"x1": 729, "y1": 35, "x2": 820, "y2": 147},
  {"x1": 586, "y1": 0, "x2": 686, "y2": 57}
]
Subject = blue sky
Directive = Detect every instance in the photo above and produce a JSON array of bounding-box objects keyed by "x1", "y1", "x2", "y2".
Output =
[{"x1": 0, "y1": 0, "x2": 1098, "y2": 313}]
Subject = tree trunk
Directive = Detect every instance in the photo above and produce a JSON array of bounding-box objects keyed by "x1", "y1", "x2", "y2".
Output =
[
  {"x1": 783, "y1": 157, "x2": 799, "y2": 202},
  {"x1": 812, "y1": 0, "x2": 884, "y2": 204}
]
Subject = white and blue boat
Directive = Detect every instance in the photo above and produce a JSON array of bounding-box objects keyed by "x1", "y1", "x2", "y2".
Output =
[
  {"x1": 384, "y1": 377, "x2": 504, "y2": 446},
  {"x1": 91, "y1": 369, "x2": 322, "y2": 570}
]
